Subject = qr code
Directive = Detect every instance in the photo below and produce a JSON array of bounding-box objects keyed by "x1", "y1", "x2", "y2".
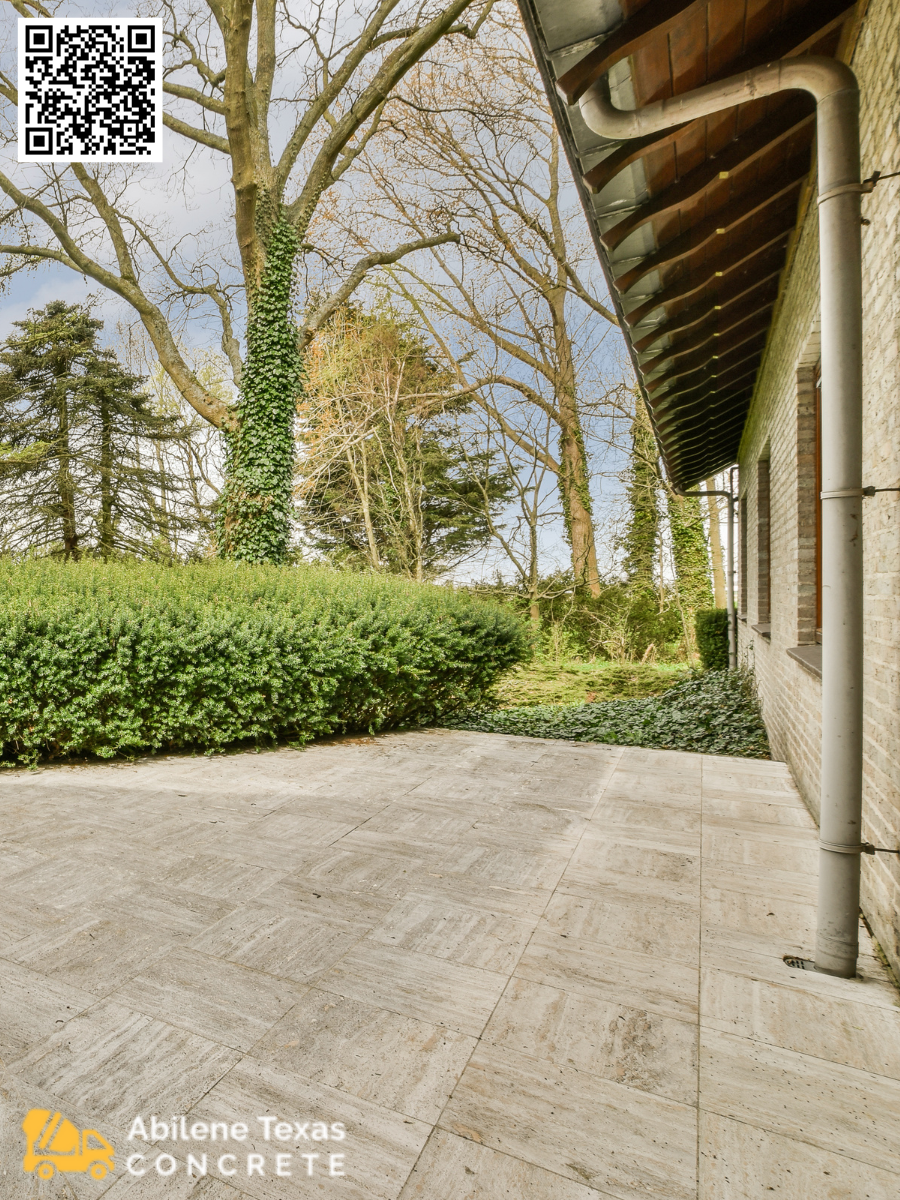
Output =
[{"x1": 18, "y1": 18, "x2": 162, "y2": 162}]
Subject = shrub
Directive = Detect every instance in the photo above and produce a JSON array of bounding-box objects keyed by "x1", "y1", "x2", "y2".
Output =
[
  {"x1": 442, "y1": 669, "x2": 769, "y2": 759},
  {"x1": 0, "y1": 560, "x2": 529, "y2": 764},
  {"x1": 472, "y1": 574, "x2": 687, "y2": 663},
  {"x1": 695, "y1": 608, "x2": 729, "y2": 670}
]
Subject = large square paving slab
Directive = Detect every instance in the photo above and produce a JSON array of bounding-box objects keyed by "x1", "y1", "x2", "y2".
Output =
[{"x1": 1, "y1": 731, "x2": 898, "y2": 1198}]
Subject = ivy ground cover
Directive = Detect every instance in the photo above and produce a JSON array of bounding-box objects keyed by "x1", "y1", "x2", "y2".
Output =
[
  {"x1": 442, "y1": 670, "x2": 770, "y2": 759},
  {"x1": 0, "y1": 560, "x2": 529, "y2": 765}
]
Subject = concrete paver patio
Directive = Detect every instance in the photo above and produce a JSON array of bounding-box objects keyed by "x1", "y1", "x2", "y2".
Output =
[{"x1": 0, "y1": 730, "x2": 898, "y2": 1199}]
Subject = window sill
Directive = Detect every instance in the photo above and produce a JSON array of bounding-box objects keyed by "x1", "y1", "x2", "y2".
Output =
[
  {"x1": 787, "y1": 644, "x2": 822, "y2": 679},
  {"x1": 751, "y1": 623, "x2": 771, "y2": 640}
]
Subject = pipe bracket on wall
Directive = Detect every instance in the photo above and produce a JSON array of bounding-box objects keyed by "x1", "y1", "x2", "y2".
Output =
[
  {"x1": 820, "y1": 839, "x2": 900, "y2": 855},
  {"x1": 817, "y1": 180, "x2": 875, "y2": 204},
  {"x1": 821, "y1": 486, "x2": 900, "y2": 498}
]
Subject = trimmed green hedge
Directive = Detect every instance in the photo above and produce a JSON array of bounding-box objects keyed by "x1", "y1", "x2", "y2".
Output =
[
  {"x1": 442, "y1": 670, "x2": 770, "y2": 759},
  {"x1": 0, "y1": 561, "x2": 529, "y2": 764},
  {"x1": 695, "y1": 608, "x2": 730, "y2": 670}
]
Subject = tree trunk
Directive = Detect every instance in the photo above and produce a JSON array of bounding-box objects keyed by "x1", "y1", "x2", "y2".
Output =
[
  {"x1": 356, "y1": 453, "x2": 381, "y2": 571},
  {"x1": 99, "y1": 388, "x2": 113, "y2": 559},
  {"x1": 668, "y1": 492, "x2": 714, "y2": 611},
  {"x1": 151, "y1": 437, "x2": 176, "y2": 557},
  {"x1": 393, "y1": 414, "x2": 425, "y2": 581},
  {"x1": 705, "y1": 479, "x2": 727, "y2": 607},
  {"x1": 622, "y1": 401, "x2": 660, "y2": 594},
  {"x1": 528, "y1": 494, "x2": 540, "y2": 624},
  {"x1": 56, "y1": 376, "x2": 79, "y2": 560},
  {"x1": 550, "y1": 292, "x2": 600, "y2": 597},
  {"x1": 667, "y1": 490, "x2": 713, "y2": 659},
  {"x1": 558, "y1": 407, "x2": 601, "y2": 597},
  {"x1": 216, "y1": 219, "x2": 300, "y2": 562}
]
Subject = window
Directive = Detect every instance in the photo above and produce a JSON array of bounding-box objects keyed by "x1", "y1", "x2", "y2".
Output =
[
  {"x1": 757, "y1": 455, "x2": 771, "y2": 627},
  {"x1": 789, "y1": 353, "x2": 822, "y2": 672},
  {"x1": 814, "y1": 365, "x2": 822, "y2": 642},
  {"x1": 795, "y1": 363, "x2": 819, "y2": 645},
  {"x1": 740, "y1": 495, "x2": 748, "y2": 617}
]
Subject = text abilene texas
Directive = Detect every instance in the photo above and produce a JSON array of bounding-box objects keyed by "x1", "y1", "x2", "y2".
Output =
[{"x1": 125, "y1": 1114, "x2": 347, "y2": 1179}]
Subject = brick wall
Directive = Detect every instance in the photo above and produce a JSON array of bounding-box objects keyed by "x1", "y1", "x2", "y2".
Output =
[{"x1": 737, "y1": 0, "x2": 900, "y2": 976}]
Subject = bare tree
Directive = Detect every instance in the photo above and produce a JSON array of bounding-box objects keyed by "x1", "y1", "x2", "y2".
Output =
[
  {"x1": 446, "y1": 392, "x2": 565, "y2": 619},
  {"x1": 298, "y1": 301, "x2": 508, "y2": 577},
  {"x1": 0, "y1": 0, "x2": 492, "y2": 559},
  {"x1": 135, "y1": 352, "x2": 228, "y2": 558},
  {"x1": 356, "y1": 5, "x2": 625, "y2": 595}
]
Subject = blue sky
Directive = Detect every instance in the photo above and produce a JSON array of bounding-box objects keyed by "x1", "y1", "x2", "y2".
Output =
[{"x1": 0, "y1": 1, "x2": 644, "y2": 582}]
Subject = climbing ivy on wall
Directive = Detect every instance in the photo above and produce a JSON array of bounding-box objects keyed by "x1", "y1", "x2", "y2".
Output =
[{"x1": 217, "y1": 219, "x2": 302, "y2": 563}]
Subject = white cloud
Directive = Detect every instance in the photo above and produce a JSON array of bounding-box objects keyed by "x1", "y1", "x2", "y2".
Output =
[{"x1": 0, "y1": 263, "x2": 131, "y2": 342}]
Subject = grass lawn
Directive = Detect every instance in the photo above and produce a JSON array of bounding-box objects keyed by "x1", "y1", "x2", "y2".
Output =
[{"x1": 493, "y1": 659, "x2": 690, "y2": 708}]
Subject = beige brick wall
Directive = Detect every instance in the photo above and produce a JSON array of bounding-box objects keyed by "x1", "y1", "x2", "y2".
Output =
[{"x1": 737, "y1": 0, "x2": 900, "y2": 977}]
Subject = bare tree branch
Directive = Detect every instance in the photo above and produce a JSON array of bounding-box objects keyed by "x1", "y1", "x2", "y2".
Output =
[
  {"x1": 301, "y1": 232, "x2": 460, "y2": 344},
  {"x1": 162, "y1": 82, "x2": 227, "y2": 115},
  {"x1": 162, "y1": 112, "x2": 231, "y2": 155}
]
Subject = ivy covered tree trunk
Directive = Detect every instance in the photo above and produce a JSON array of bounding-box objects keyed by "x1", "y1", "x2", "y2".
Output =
[
  {"x1": 621, "y1": 399, "x2": 659, "y2": 595},
  {"x1": 667, "y1": 488, "x2": 713, "y2": 658},
  {"x1": 668, "y1": 492, "x2": 713, "y2": 611},
  {"x1": 98, "y1": 386, "x2": 114, "y2": 559},
  {"x1": 617, "y1": 398, "x2": 666, "y2": 659},
  {"x1": 217, "y1": 220, "x2": 302, "y2": 562},
  {"x1": 55, "y1": 380, "x2": 79, "y2": 561}
]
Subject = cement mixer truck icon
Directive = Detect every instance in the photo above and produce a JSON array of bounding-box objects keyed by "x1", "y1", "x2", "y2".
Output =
[{"x1": 22, "y1": 1108, "x2": 115, "y2": 1180}]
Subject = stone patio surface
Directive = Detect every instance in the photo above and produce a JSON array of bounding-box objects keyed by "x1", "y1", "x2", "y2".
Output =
[{"x1": 0, "y1": 730, "x2": 898, "y2": 1199}]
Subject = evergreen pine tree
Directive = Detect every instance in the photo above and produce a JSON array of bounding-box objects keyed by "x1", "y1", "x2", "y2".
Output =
[
  {"x1": 0, "y1": 301, "x2": 185, "y2": 559},
  {"x1": 81, "y1": 353, "x2": 187, "y2": 559}
]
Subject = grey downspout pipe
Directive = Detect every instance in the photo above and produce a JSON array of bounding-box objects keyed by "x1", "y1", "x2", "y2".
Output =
[
  {"x1": 684, "y1": 490, "x2": 736, "y2": 670},
  {"x1": 580, "y1": 58, "x2": 864, "y2": 978}
]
